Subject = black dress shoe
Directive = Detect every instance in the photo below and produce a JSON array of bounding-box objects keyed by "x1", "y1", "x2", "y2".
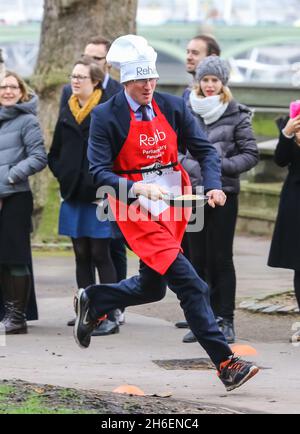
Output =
[
  {"x1": 67, "y1": 318, "x2": 75, "y2": 326},
  {"x1": 175, "y1": 320, "x2": 189, "y2": 328},
  {"x1": 222, "y1": 319, "x2": 235, "y2": 344},
  {"x1": 182, "y1": 330, "x2": 197, "y2": 343},
  {"x1": 91, "y1": 319, "x2": 119, "y2": 336}
]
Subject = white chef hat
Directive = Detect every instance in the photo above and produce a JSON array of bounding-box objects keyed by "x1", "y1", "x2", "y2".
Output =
[{"x1": 106, "y1": 34, "x2": 159, "y2": 83}]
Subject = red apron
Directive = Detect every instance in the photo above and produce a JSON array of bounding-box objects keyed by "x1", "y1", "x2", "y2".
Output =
[{"x1": 109, "y1": 99, "x2": 191, "y2": 275}]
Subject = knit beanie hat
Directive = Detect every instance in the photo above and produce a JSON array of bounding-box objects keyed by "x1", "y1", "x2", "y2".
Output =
[{"x1": 195, "y1": 56, "x2": 230, "y2": 85}]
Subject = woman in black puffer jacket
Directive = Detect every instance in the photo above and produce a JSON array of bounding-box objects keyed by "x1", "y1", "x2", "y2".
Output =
[{"x1": 181, "y1": 56, "x2": 259, "y2": 344}]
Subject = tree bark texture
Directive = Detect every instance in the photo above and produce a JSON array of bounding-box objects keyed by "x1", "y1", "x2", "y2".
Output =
[
  {"x1": 31, "y1": 0, "x2": 137, "y2": 233},
  {"x1": 36, "y1": 0, "x2": 137, "y2": 76}
]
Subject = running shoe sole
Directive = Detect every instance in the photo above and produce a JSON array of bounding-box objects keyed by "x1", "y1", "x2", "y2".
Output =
[
  {"x1": 226, "y1": 366, "x2": 259, "y2": 392},
  {"x1": 73, "y1": 288, "x2": 88, "y2": 349}
]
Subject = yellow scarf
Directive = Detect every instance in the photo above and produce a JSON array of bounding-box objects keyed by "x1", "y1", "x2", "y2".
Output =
[{"x1": 68, "y1": 88, "x2": 102, "y2": 124}]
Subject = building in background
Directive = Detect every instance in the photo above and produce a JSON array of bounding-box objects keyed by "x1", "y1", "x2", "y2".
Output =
[
  {"x1": 1, "y1": 0, "x2": 299, "y2": 27},
  {"x1": 1, "y1": 0, "x2": 300, "y2": 85},
  {"x1": 137, "y1": 0, "x2": 300, "y2": 25},
  {"x1": 0, "y1": 0, "x2": 43, "y2": 24}
]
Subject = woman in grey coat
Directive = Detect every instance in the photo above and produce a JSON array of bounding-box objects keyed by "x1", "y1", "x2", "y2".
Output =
[
  {"x1": 182, "y1": 56, "x2": 259, "y2": 343},
  {"x1": 0, "y1": 70, "x2": 47, "y2": 334}
]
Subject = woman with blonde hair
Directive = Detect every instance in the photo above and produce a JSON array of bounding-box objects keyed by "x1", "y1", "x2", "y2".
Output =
[
  {"x1": 182, "y1": 56, "x2": 259, "y2": 344},
  {"x1": 49, "y1": 57, "x2": 120, "y2": 336},
  {"x1": 0, "y1": 70, "x2": 47, "y2": 333}
]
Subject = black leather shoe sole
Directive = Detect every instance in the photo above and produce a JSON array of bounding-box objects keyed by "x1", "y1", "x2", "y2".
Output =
[
  {"x1": 226, "y1": 366, "x2": 259, "y2": 392},
  {"x1": 175, "y1": 320, "x2": 189, "y2": 328},
  {"x1": 225, "y1": 336, "x2": 235, "y2": 344},
  {"x1": 5, "y1": 326, "x2": 28, "y2": 334},
  {"x1": 182, "y1": 330, "x2": 197, "y2": 343},
  {"x1": 67, "y1": 318, "x2": 75, "y2": 326}
]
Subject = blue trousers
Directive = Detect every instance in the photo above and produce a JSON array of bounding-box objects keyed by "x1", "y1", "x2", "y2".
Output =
[{"x1": 86, "y1": 252, "x2": 232, "y2": 367}]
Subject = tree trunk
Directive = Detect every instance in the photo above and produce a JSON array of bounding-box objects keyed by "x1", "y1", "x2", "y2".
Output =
[
  {"x1": 31, "y1": 0, "x2": 138, "y2": 237},
  {"x1": 36, "y1": 0, "x2": 137, "y2": 76},
  {"x1": 0, "y1": 49, "x2": 5, "y2": 81}
]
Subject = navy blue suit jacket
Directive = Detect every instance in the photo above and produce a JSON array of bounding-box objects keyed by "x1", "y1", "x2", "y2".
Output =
[
  {"x1": 59, "y1": 76, "x2": 123, "y2": 113},
  {"x1": 88, "y1": 90, "x2": 222, "y2": 197},
  {"x1": 182, "y1": 87, "x2": 191, "y2": 105}
]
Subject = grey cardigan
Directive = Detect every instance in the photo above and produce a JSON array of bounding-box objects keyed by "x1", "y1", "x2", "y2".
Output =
[
  {"x1": 0, "y1": 94, "x2": 47, "y2": 198},
  {"x1": 181, "y1": 100, "x2": 259, "y2": 194}
]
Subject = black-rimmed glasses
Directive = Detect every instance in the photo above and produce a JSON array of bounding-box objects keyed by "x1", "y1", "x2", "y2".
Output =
[
  {"x1": 69, "y1": 75, "x2": 91, "y2": 82},
  {"x1": 133, "y1": 78, "x2": 158, "y2": 85}
]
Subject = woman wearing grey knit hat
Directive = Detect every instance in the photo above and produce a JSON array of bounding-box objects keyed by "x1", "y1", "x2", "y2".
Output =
[{"x1": 182, "y1": 55, "x2": 259, "y2": 344}]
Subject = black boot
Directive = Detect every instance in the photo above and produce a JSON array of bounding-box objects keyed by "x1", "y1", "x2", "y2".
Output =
[
  {"x1": 222, "y1": 319, "x2": 235, "y2": 344},
  {"x1": 91, "y1": 319, "x2": 119, "y2": 336},
  {"x1": 182, "y1": 315, "x2": 224, "y2": 343},
  {"x1": 175, "y1": 320, "x2": 189, "y2": 328},
  {"x1": 0, "y1": 270, "x2": 30, "y2": 334},
  {"x1": 182, "y1": 329, "x2": 197, "y2": 343},
  {"x1": 67, "y1": 318, "x2": 76, "y2": 326},
  {"x1": 91, "y1": 309, "x2": 119, "y2": 336}
]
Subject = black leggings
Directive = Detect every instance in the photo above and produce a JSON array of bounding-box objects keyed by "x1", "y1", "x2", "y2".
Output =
[
  {"x1": 186, "y1": 193, "x2": 238, "y2": 322},
  {"x1": 293, "y1": 271, "x2": 300, "y2": 309},
  {"x1": 71, "y1": 238, "x2": 117, "y2": 288}
]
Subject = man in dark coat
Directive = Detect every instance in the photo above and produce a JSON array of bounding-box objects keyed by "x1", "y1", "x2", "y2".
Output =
[
  {"x1": 73, "y1": 35, "x2": 260, "y2": 392},
  {"x1": 183, "y1": 34, "x2": 221, "y2": 104}
]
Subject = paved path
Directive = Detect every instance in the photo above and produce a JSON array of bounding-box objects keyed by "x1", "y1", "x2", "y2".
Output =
[{"x1": 0, "y1": 235, "x2": 299, "y2": 414}]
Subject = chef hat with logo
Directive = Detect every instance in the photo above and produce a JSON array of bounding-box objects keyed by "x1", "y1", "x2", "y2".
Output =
[{"x1": 106, "y1": 34, "x2": 159, "y2": 83}]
